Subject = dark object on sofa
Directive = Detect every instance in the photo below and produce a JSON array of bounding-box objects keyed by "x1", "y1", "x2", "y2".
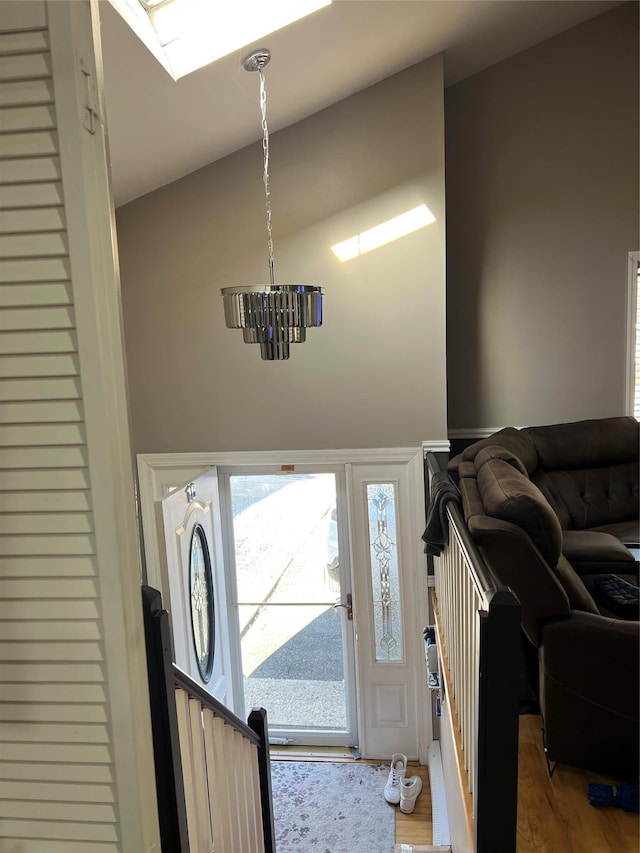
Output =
[
  {"x1": 450, "y1": 416, "x2": 639, "y2": 779},
  {"x1": 591, "y1": 574, "x2": 640, "y2": 620}
]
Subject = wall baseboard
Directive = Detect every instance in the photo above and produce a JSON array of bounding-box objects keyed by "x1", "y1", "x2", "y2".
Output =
[{"x1": 428, "y1": 740, "x2": 451, "y2": 846}]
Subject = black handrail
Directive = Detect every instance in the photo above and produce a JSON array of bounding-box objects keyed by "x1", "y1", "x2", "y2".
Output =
[
  {"x1": 172, "y1": 664, "x2": 261, "y2": 746},
  {"x1": 249, "y1": 707, "x2": 277, "y2": 853}
]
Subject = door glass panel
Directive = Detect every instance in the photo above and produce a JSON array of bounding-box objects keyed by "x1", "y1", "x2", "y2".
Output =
[
  {"x1": 189, "y1": 523, "x2": 215, "y2": 682},
  {"x1": 229, "y1": 472, "x2": 352, "y2": 739},
  {"x1": 366, "y1": 483, "x2": 402, "y2": 662},
  {"x1": 242, "y1": 605, "x2": 346, "y2": 729}
]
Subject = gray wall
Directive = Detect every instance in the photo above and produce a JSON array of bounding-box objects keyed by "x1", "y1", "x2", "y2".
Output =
[
  {"x1": 445, "y1": 2, "x2": 639, "y2": 432},
  {"x1": 117, "y1": 4, "x2": 638, "y2": 454},
  {"x1": 116, "y1": 56, "x2": 447, "y2": 453}
]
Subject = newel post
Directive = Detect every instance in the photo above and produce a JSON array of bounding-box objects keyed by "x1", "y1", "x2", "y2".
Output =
[{"x1": 248, "y1": 706, "x2": 276, "y2": 853}]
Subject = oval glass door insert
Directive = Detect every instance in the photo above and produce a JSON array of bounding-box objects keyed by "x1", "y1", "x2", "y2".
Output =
[{"x1": 189, "y1": 523, "x2": 215, "y2": 682}]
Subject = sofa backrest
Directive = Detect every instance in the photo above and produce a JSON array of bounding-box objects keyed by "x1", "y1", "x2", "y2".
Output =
[
  {"x1": 523, "y1": 416, "x2": 638, "y2": 470},
  {"x1": 476, "y1": 458, "x2": 562, "y2": 567},
  {"x1": 531, "y1": 463, "x2": 639, "y2": 530},
  {"x1": 452, "y1": 417, "x2": 639, "y2": 532},
  {"x1": 525, "y1": 417, "x2": 639, "y2": 530},
  {"x1": 460, "y1": 427, "x2": 539, "y2": 474}
]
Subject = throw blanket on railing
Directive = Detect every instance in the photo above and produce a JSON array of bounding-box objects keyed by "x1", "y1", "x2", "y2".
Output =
[{"x1": 422, "y1": 471, "x2": 461, "y2": 556}]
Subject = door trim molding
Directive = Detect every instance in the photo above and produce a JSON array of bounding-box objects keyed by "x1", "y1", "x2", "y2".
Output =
[{"x1": 139, "y1": 447, "x2": 425, "y2": 469}]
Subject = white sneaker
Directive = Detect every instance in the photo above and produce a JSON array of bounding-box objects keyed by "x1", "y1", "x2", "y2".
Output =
[
  {"x1": 399, "y1": 775, "x2": 423, "y2": 814},
  {"x1": 384, "y1": 753, "x2": 407, "y2": 804}
]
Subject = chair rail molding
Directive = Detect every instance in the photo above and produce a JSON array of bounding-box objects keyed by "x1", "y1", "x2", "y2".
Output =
[{"x1": 422, "y1": 439, "x2": 451, "y2": 456}]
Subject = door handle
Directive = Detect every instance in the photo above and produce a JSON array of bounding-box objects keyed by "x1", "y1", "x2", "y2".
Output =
[{"x1": 333, "y1": 592, "x2": 353, "y2": 621}]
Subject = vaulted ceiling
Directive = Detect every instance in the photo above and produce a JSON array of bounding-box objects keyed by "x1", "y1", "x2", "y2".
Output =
[{"x1": 99, "y1": 0, "x2": 623, "y2": 207}]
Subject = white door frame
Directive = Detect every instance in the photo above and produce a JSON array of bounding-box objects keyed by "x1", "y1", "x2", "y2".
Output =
[{"x1": 137, "y1": 447, "x2": 433, "y2": 760}]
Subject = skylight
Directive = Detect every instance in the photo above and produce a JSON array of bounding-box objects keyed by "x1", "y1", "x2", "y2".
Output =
[{"x1": 108, "y1": 0, "x2": 331, "y2": 81}]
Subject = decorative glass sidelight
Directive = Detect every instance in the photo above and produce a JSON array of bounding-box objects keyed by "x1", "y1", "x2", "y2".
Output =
[{"x1": 366, "y1": 483, "x2": 402, "y2": 661}]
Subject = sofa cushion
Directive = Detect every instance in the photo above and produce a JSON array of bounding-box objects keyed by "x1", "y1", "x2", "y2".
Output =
[
  {"x1": 477, "y1": 458, "x2": 562, "y2": 567},
  {"x1": 590, "y1": 519, "x2": 640, "y2": 545},
  {"x1": 459, "y1": 471, "x2": 485, "y2": 520},
  {"x1": 532, "y1": 462, "x2": 639, "y2": 531},
  {"x1": 474, "y1": 445, "x2": 529, "y2": 477},
  {"x1": 524, "y1": 416, "x2": 639, "y2": 471},
  {"x1": 456, "y1": 460, "x2": 477, "y2": 480},
  {"x1": 562, "y1": 530, "x2": 636, "y2": 566}
]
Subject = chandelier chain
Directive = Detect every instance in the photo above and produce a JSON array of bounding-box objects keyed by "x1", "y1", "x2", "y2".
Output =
[{"x1": 259, "y1": 69, "x2": 275, "y2": 286}]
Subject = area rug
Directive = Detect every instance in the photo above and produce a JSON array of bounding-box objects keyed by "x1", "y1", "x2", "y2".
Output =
[{"x1": 270, "y1": 760, "x2": 395, "y2": 852}]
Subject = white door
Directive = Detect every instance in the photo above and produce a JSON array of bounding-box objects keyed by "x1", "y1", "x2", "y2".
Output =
[{"x1": 157, "y1": 469, "x2": 233, "y2": 707}]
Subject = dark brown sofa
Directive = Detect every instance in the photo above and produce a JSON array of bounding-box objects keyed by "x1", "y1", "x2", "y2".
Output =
[{"x1": 449, "y1": 416, "x2": 639, "y2": 778}]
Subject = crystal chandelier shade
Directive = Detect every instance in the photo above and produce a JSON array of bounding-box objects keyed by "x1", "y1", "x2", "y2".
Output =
[
  {"x1": 222, "y1": 284, "x2": 323, "y2": 361},
  {"x1": 221, "y1": 49, "x2": 324, "y2": 361}
]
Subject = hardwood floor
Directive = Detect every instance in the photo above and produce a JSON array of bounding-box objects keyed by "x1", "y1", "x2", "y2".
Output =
[
  {"x1": 395, "y1": 763, "x2": 433, "y2": 847},
  {"x1": 517, "y1": 714, "x2": 639, "y2": 852},
  {"x1": 272, "y1": 722, "x2": 638, "y2": 852},
  {"x1": 393, "y1": 718, "x2": 639, "y2": 852}
]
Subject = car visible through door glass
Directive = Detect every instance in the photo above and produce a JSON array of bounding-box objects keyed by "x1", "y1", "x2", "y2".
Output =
[{"x1": 325, "y1": 505, "x2": 339, "y2": 591}]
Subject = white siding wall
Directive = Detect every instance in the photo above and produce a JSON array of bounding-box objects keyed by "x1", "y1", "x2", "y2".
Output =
[{"x1": 0, "y1": 2, "x2": 159, "y2": 850}]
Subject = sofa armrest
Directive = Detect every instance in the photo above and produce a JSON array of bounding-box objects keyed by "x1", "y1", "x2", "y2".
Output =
[
  {"x1": 540, "y1": 611, "x2": 639, "y2": 776},
  {"x1": 467, "y1": 515, "x2": 570, "y2": 647},
  {"x1": 541, "y1": 611, "x2": 639, "y2": 721}
]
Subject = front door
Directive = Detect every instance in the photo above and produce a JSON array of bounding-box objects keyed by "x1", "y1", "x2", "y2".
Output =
[
  {"x1": 158, "y1": 470, "x2": 232, "y2": 706},
  {"x1": 220, "y1": 468, "x2": 358, "y2": 748},
  {"x1": 138, "y1": 448, "x2": 430, "y2": 759}
]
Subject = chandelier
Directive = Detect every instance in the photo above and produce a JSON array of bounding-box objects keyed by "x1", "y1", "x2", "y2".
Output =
[{"x1": 221, "y1": 49, "x2": 324, "y2": 361}]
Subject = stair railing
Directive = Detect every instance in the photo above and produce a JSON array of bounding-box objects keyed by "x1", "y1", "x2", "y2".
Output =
[
  {"x1": 425, "y1": 453, "x2": 521, "y2": 853},
  {"x1": 142, "y1": 585, "x2": 276, "y2": 853}
]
